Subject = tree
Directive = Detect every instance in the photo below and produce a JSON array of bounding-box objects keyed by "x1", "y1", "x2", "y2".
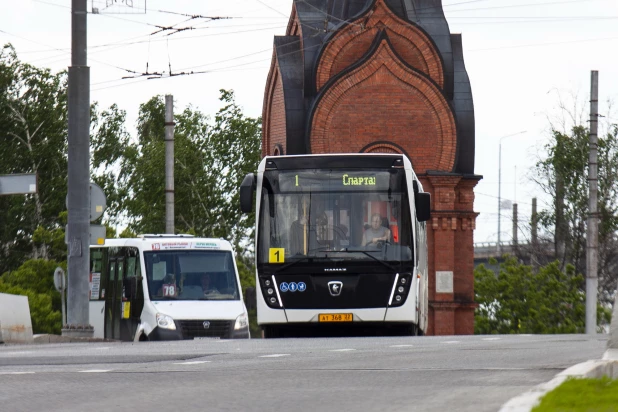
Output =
[
  {"x1": 530, "y1": 124, "x2": 618, "y2": 303},
  {"x1": 475, "y1": 257, "x2": 588, "y2": 334},
  {"x1": 0, "y1": 44, "x2": 68, "y2": 273},
  {"x1": 91, "y1": 91, "x2": 261, "y2": 291},
  {"x1": 0, "y1": 259, "x2": 64, "y2": 334}
]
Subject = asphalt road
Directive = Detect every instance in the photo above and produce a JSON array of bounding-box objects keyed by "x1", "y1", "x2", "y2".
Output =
[{"x1": 0, "y1": 334, "x2": 608, "y2": 412}]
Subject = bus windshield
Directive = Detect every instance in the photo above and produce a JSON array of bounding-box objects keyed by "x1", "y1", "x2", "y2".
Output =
[
  {"x1": 258, "y1": 168, "x2": 413, "y2": 265},
  {"x1": 143, "y1": 250, "x2": 240, "y2": 301}
]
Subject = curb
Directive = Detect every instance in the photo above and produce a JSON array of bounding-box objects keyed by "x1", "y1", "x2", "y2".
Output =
[
  {"x1": 499, "y1": 356, "x2": 618, "y2": 412},
  {"x1": 501, "y1": 296, "x2": 618, "y2": 412},
  {"x1": 32, "y1": 334, "x2": 119, "y2": 344}
]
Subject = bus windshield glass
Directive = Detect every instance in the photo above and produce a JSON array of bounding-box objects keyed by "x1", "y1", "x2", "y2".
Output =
[
  {"x1": 143, "y1": 250, "x2": 240, "y2": 301},
  {"x1": 258, "y1": 168, "x2": 413, "y2": 265}
]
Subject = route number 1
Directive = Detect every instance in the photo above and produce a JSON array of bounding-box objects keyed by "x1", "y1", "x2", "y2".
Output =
[{"x1": 269, "y1": 248, "x2": 285, "y2": 264}]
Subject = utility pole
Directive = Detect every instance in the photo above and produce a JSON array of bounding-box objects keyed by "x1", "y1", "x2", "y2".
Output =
[
  {"x1": 512, "y1": 203, "x2": 518, "y2": 245},
  {"x1": 531, "y1": 198, "x2": 538, "y2": 271},
  {"x1": 165, "y1": 95, "x2": 175, "y2": 234},
  {"x1": 64, "y1": 0, "x2": 93, "y2": 337},
  {"x1": 586, "y1": 70, "x2": 599, "y2": 335}
]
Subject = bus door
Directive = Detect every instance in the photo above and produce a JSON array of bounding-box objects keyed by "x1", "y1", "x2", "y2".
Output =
[
  {"x1": 121, "y1": 255, "x2": 144, "y2": 341},
  {"x1": 104, "y1": 257, "x2": 124, "y2": 340}
]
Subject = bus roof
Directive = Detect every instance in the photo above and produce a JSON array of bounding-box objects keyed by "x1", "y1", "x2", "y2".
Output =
[
  {"x1": 259, "y1": 153, "x2": 412, "y2": 171},
  {"x1": 93, "y1": 235, "x2": 234, "y2": 252}
]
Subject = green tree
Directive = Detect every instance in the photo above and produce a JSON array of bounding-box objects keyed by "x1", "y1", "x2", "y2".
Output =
[
  {"x1": 0, "y1": 258, "x2": 64, "y2": 334},
  {"x1": 0, "y1": 44, "x2": 68, "y2": 273},
  {"x1": 531, "y1": 124, "x2": 618, "y2": 303},
  {"x1": 475, "y1": 257, "x2": 587, "y2": 334}
]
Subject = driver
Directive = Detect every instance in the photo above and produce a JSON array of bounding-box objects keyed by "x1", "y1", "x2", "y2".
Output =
[{"x1": 363, "y1": 213, "x2": 391, "y2": 247}]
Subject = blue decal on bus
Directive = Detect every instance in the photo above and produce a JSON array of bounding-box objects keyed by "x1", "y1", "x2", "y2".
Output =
[
  {"x1": 280, "y1": 282, "x2": 289, "y2": 292},
  {"x1": 289, "y1": 282, "x2": 298, "y2": 292},
  {"x1": 298, "y1": 282, "x2": 306, "y2": 292}
]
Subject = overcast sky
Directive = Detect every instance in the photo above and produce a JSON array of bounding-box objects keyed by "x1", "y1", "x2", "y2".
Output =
[{"x1": 2, "y1": 0, "x2": 618, "y2": 245}]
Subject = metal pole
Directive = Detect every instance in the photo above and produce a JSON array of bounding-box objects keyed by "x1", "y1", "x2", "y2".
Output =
[
  {"x1": 512, "y1": 203, "x2": 518, "y2": 245},
  {"x1": 165, "y1": 95, "x2": 175, "y2": 234},
  {"x1": 586, "y1": 70, "x2": 599, "y2": 335},
  {"x1": 64, "y1": 0, "x2": 93, "y2": 337},
  {"x1": 498, "y1": 141, "x2": 502, "y2": 255}
]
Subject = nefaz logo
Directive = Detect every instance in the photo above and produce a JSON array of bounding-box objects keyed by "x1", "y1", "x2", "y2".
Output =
[
  {"x1": 152, "y1": 243, "x2": 161, "y2": 250},
  {"x1": 328, "y1": 281, "x2": 343, "y2": 297}
]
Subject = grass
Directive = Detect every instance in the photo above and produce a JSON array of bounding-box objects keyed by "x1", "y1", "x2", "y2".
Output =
[{"x1": 532, "y1": 376, "x2": 618, "y2": 412}]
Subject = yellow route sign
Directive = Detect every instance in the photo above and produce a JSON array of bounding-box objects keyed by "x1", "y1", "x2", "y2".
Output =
[{"x1": 269, "y1": 248, "x2": 285, "y2": 263}]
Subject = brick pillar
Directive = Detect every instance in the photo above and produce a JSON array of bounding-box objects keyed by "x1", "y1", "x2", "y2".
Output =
[{"x1": 422, "y1": 174, "x2": 479, "y2": 336}]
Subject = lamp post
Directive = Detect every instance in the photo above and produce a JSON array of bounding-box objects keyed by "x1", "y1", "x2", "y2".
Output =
[{"x1": 498, "y1": 131, "x2": 527, "y2": 255}]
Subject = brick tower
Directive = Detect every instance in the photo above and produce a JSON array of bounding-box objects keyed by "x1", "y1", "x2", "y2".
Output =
[{"x1": 262, "y1": 0, "x2": 480, "y2": 335}]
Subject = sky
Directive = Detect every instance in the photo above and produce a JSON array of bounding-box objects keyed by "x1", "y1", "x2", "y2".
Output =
[{"x1": 2, "y1": 0, "x2": 618, "y2": 245}]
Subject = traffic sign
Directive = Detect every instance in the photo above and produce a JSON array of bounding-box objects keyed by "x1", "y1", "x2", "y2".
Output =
[{"x1": 0, "y1": 174, "x2": 37, "y2": 195}]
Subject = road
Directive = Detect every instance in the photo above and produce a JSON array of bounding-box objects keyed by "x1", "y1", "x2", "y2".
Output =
[{"x1": 0, "y1": 334, "x2": 608, "y2": 412}]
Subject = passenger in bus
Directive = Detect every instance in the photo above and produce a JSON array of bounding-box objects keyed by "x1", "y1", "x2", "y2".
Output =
[
  {"x1": 363, "y1": 213, "x2": 391, "y2": 247},
  {"x1": 200, "y1": 273, "x2": 220, "y2": 296}
]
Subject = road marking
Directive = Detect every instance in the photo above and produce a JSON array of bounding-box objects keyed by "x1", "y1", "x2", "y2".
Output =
[
  {"x1": 173, "y1": 361, "x2": 211, "y2": 365},
  {"x1": 441, "y1": 341, "x2": 460, "y2": 344},
  {"x1": 92, "y1": 347, "x2": 111, "y2": 350},
  {"x1": 482, "y1": 337, "x2": 501, "y2": 341},
  {"x1": 390, "y1": 345, "x2": 414, "y2": 348},
  {"x1": 329, "y1": 348, "x2": 356, "y2": 352},
  {"x1": 79, "y1": 369, "x2": 111, "y2": 373},
  {"x1": 0, "y1": 372, "x2": 35, "y2": 375},
  {"x1": 260, "y1": 354, "x2": 290, "y2": 358}
]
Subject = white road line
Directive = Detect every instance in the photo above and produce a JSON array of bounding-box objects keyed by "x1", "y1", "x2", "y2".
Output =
[
  {"x1": 441, "y1": 341, "x2": 460, "y2": 344},
  {"x1": 78, "y1": 369, "x2": 111, "y2": 373},
  {"x1": 482, "y1": 337, "x2": 501, "y2": 341},
  {"x1": 329, "y1": 348, "x2": 356, "y2": 352},
  {"x1": 259, "y1": 354, "x2": 290, "y2": 358},
  {"x1": 92, "y1": 347, "x2": 111, "y2": 350},
  {"x1": 390, "y1": 344, "x2": 414, "y2": 348},
  {"x1": 0, "y1": 372, "x2": 35, "y2": 375},
  {"x1": 173, "y1": 361, "x2": 211, "y2": 365}
]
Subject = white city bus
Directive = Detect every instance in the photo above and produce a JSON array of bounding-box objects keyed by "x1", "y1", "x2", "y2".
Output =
[
  {"x1": 88, "y1": 235, "x2": 250, "y2": 341},
  {"x1": 240, "y1": 154, "x2": 430, "y2": 337}
]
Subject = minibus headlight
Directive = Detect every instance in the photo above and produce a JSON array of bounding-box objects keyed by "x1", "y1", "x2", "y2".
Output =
[
  {"x1": 234, "y1": 313, "x2": 249, "y2": 330},
  {"x1": 156, "y1": 313, "x2": 176, "y2": 330}
]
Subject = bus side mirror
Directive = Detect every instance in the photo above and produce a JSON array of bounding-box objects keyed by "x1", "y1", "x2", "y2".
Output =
[
  {"x1": 240, "y1": 173, "x2": 256, "y2": 213},
  {"x1": 415, "y1": 192, "x2": 431, "y2": 222}
]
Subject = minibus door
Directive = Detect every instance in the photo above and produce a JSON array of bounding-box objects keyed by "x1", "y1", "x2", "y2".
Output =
[{"x1": 104, "y1": 258, "x2": 124, "y2": 340}]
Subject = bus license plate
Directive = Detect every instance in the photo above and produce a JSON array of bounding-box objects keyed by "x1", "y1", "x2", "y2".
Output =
[{"x1": 319, "y1": 313, "x2": 353, "y2": 322}]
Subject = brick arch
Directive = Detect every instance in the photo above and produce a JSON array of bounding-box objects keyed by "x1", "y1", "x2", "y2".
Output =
[
  {"x1": 360, "y1": 141, "x2": 409, "y2": 158},
  {"x1": 310, "y1": 39, "x2": 457, "y2": 173},
  {"x1": 262, "y1": 61, "x2": 286, "y2": 158},
  {"x1": 316, "y1": 0, "x2": 443, "y2": 91}
]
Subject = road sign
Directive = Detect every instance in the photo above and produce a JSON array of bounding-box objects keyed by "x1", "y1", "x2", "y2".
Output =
[
  {"x1": 89, "y1": 224, "x2": 106, "y2": 246},
  {"x1": 65, "y1": 224, "x2": 106, "y2": 246},
  {"x1": 90, "y1": 182, "x2": 106, "y2": 221},
  {"x1": 65, "y1": 182, "x2": 107, "y2": 221},
  {"x1": 54, "y1": 267, "x2": 66, "y2": 292},
  {"x1": 0, "y1": 174, "x2": 37, "y2": 195}
]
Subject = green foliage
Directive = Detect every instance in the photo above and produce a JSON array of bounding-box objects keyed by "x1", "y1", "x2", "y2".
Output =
[
  {"x1": 532, "y1": 124, "x2": 618, "y2": 302},
  {"x1": 0, "y1": 258, "x2": 64, "y2": 334},
  {"x1": 532, "y1": 376, "x2": 618, "y2": 411},
  {"x1": 0, "y1": 44, "x2": 68, "y2": 273},
  {"x1": 92, "y1": 90, "x2": 261, "y2": 250},
  {"x1": 475, "y1": 257, "x2": 587, "y2": 334}
]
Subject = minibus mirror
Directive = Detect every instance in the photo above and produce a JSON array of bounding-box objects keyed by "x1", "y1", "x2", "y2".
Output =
[
  {"x1": 240, "y1": 173, "x2": 256, "y2": 213},
  {"x1": 415, "y1": 192, "x2": 431, "y2": 222}
]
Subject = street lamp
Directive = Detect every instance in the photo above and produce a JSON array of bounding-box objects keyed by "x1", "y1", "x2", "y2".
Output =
[{"x1": 498, "y1": 130, "x2": 527, "y2": 255}]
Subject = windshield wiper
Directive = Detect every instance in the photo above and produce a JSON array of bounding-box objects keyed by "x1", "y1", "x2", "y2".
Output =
[
  {"x1": 335, "y1": 248, "x2": 398, "y2": 272},
  {"x1": 272, "y1": 255, "x2": 313, "y2": 275}
]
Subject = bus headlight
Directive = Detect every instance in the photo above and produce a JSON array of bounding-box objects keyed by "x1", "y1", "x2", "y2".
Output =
[
  {"x1": 235, "y1": 313, "x2": 249, "y2": 330},
  {"x1": 156, "y1": 313, "x2": 176, "y2": 330}
]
